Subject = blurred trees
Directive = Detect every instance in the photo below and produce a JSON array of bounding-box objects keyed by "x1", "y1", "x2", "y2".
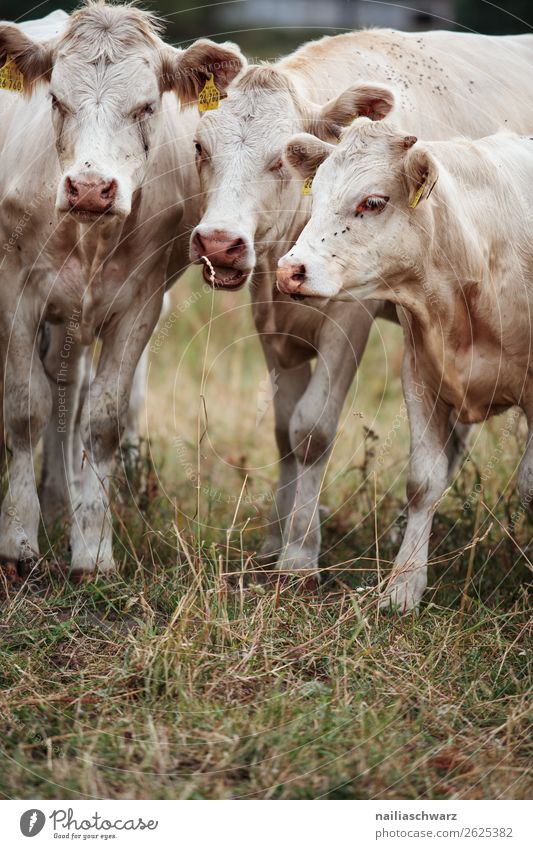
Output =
[
  {"x1": 2, "y1": 1, "x2": 532, "y2": 43},
  {"x1": 3, "y1": 1, "x2": 77, "y2": 23},
  {"x1": 456, "y1": 1, "x2": 532, "y2": 34}
]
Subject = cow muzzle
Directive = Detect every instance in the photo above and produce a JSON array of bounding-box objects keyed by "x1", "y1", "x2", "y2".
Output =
[
  {"x1": 190, "y1": 227, "x2": 254, "y2": 290},
  {"x1": 65, "y1": 176, "x2": 117, "y2": 217},
  {"x1": 276, "y1": 259, "x2": 309, "y2": 300}
]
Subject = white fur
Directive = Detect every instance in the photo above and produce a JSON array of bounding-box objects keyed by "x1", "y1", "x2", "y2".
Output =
[
  {"x1": 191, "y1": 27, "x2": 533, "y2": 577},
  {"x1": 282, "y1": 122, "x2": 533, "y2": 609},
  {"x1": 0, "y1": 8, "x2": 201, "y2": 573}
]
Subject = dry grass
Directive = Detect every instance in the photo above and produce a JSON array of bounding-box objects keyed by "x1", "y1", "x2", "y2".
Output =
[{"x1": 0, "y1": 271, "x2": 531, "y2": 799}]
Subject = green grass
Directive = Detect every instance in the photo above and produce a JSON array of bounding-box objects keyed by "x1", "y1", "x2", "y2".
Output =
[{"x1": 0, "y1": 272, "x2": 531, "y2": 799}]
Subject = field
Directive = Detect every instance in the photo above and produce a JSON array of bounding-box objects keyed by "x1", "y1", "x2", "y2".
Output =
[{"x1": 0, "y1": 270, "x2": 531, "y2": 800}]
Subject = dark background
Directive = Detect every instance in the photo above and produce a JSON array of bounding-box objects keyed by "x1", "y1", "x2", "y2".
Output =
[{"x1": 2, "y1": 1, "x2": 532, "y2": 57}]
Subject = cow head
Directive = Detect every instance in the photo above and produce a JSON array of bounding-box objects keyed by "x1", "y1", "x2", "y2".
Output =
[
  {"x1": 277, "y1": 119, "x2": 438, "y2": 299},
  {"x1": 0, "y1": 3, "x2": 244, "y2": 222},
  {"x1": 189, "y1": 54, "x2": 395, "y2": 289}
]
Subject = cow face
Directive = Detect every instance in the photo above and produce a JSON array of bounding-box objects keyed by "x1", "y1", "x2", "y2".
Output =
[
  {"x1": 0, "y1": 6, "x2": 243, "y2": 222},
  {"x1": 276, "y1": 120, "x2": 438, "y2": 299},
  {"x1": 189, "y1": 59, "x2": 395, "y2": 289}
]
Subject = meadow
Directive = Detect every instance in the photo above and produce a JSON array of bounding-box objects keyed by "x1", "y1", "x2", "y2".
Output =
[{"x1": 0, "y1": 270, "x2": 531, "y2": 800}]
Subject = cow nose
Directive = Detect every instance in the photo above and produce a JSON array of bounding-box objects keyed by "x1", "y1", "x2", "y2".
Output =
[
  {"x1": 192, "y1": 229, "x2": 246, "y2": 265},
  {"x1": 276, "y1": 261, "x2": 307, "y2": 294},
  {"x1": 66, "y1": 177, "x2": 117, "y2": 214}
]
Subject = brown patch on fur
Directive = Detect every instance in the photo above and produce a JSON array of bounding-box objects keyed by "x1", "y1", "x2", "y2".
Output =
[
  {"x1": 0, "y1": 26, "x2": 53, "y2": 93},
  {"x1": 327, "y1": 83, "x2": 394, "y2": 123},
  {"x1": 406, "y1": 477, "x2": 430, "y2": 509},
  {"x1": 307, "y1": 82, "x2": 395, "y2": 141},
  {"x1": 163, "y1": 39, "x2": 245, "y2": 105},
  {"x1": 285, "y1": 134, "x2": 333, "y2": 179}
]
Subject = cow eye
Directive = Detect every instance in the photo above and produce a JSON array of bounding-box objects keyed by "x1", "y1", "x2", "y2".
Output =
[
  {"x1": 194, "y1": 141, "x2": 203, "y2": 156},
  {"x1": 268, "y1": 158, "x2": 284, "y2": 173},
  {"x1": 132, "y1": 103, "x2": 155, "y2": 121},
  {"x1": 355, "y1": 195, "x2": 389, "y2": 216},
  {"x1": 50, "y1": 93, "x2": 64, "y2": 113}
]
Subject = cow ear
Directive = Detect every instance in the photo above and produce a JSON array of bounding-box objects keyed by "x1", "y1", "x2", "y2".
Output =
[
  {"x1": 284, "y1": 133, "x2": 336, "y2": 179},
  {"x1": 0, "y1": 25, "x2": 53, "y2": 93},
  {"x1": 161, "y1": 39, "x2": 246, "y2": 106},
  {"x1": 404, "y1": 146, "x2": 439, "y2": 208},
  {"x1": 308, "y1": 82, "x2": 395, "y2": 141}
]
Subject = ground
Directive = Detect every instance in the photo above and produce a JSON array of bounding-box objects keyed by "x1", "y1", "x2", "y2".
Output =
[{"x1": 0, "y1": 271, "x2": 531, "y2": 799}]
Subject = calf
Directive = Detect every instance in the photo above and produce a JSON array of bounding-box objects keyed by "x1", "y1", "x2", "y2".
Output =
[
  {"x1": 278, "y1": 119, "x2": 533, "y2": 609},
  {"x1": 188, "y1": 28, "x2": 533, "y2": 577},
  {"x1": 0, "y1": 3, "x2": 244, "y2": 575}
]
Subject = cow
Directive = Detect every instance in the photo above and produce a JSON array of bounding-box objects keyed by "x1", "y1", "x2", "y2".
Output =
[
  {"x1": 187, "y1": 28, "x2": 533, "y2": 578},
  {"x1": 10, "y1": 11, "x2": 168, "y2": 527},
  {"x1": 277, "y1": 118, "x2": 533, "y2": 610},
  {"x1": 0, "y1": 2, "x2": 244, "y2": 575}
]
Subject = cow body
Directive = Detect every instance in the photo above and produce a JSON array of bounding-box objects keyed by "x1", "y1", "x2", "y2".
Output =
[
  {"x1": 189, "y1": 28, "x2": 533, "y2": 575},
  {"x1": 278, "y1": 119, "x2": 533, "y2": 609},
  {"x1": 0, "y1": 4, "x2": 243, "y2": 574}
]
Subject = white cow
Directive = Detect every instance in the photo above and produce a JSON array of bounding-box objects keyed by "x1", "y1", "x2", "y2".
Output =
[
  {"x1": 12, "y1": 11, "x2": 168, "y2": 527},
  {"x1": 278, "y1": 118, "x2": 533, "y2": 610},
  {"x1": 0, "y1": 3, "x2": 244, "y2": 575},
  {"x1": 187, "y1": 29, "x2": 533, "y2": 577}
]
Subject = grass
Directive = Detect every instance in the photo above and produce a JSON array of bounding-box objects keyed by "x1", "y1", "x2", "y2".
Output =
[{"x1": 0, "y1": 271, "x2": 531, "y2": 799}]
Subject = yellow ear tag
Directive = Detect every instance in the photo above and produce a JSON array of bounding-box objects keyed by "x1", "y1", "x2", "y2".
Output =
[
  {"x1": 302, "y1": 176, "x2": 313, "y2": 196},
  {"x1": 198, "y1": 73, "x2": 220, "y2": 113},
  {"x1": 409, "y1": 177, "x2": 427, "y2": 209},
  {"x1": 0, "y1": 57, "x2": 24, "y2": 93}
]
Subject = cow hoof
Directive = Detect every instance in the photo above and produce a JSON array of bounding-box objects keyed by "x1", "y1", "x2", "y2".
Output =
[
  {"x1": 17, "y1": 555, "x2": 45, "y2": 580},
  {"x1": 70, "y1": 569, "x2": 97, "y2": 585},
  {"x1": 255, "y1": 541, "x2": 281, "y2": 568},
  {"x1": 379, "y1": 582, "x2": 421, "y2": 614},
  {"x1": 276, "y1": 546, "x2": 321, "y2": 585},
  {"x1": 69, "y1": 553, "x2": 117, "y2": 582},
  {"x1": 69, "y1": 564, "x2": 116, "y2": 585},
  {"x1": 273, "y1": 572, "x2": 321, "y2": 592},
  {"x1": 0, "y1": 555, "x2": 22, "y2": 590}
]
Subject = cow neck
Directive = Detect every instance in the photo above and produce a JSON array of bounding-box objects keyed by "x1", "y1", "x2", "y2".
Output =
[{"x1": 76, "y1": 216, "x2": 125, "y2": 345}]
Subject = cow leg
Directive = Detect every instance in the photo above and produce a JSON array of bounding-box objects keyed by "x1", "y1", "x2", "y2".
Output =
[
  {"x1": 120, "y1": 292, "x2": 170, "y2": 454},
  {"x1": 380, "y1": 351, "x2": 451, "y2": 612},
  {"x1": 280, "y1": 305, "x2": 376, "y2": 574},
  {"x1": 69, "y1": 296, "x2": 162, "y2": 575},
  {"x1": 256, "y1": 340, "x2": 311, "y2": 564},
  {"x1": 38, "y1": 324, "x2": 85, "y2": 530},
  {"x1": 71, "y1": 349, "x2": 92, "y2": 488},
  {"x1": 446, "y1": 415, "x2": 471, "y2": 477},
  {"x1": 121, "y1": 345, "x2": 148, "y2": 451},
  {"x1": 0, "y1": 312, "x2": 52, "y2": 562},
  {"x1": 517, "y1": 416, "x2": 533, "y2": 515}
]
